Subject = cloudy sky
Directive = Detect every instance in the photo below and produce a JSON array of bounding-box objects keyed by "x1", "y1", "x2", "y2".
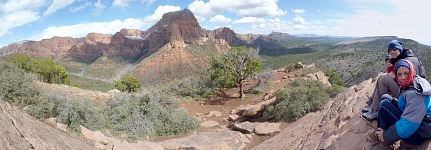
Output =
[{"x1": 1, "y1": 0, "x2": 430, "y2": 47}]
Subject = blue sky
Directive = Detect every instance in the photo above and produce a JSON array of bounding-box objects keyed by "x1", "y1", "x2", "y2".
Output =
[{"x1": 1, "y1": 0, "x2": 430, "y2": 47}]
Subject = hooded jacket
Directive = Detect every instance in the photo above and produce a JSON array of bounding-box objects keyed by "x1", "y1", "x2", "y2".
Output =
[
  {"x1": 390, "y1": 48, "x2": 426, "y2": 78},
  {"x1": 384, "y1": 76, "x2": 431, "y2": 144}
]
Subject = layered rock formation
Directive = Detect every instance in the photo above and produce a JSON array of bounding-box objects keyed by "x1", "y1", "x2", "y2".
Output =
[{"x1": 0, "y1": 36, "x2": 83, "y2": 58}]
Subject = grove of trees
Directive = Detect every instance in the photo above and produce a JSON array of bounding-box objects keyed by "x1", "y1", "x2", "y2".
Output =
[{"x1": 7, "y1": 54, "x2": 70, "y2": 84}]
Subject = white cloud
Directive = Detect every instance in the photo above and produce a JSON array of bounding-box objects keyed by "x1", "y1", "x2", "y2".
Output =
[
  {"x1": 0, "y1": 10, "x2": 40, "y2": 38},
  {"x1": 189, "y1": 0, "x2": 286, "y2": 19},
  {"x1": 292, "y1": 17, "x2": 305, "y2": 24},
  {"x1": 293, "y1": 25, "x2": 306, "y2": 30},
  {"x1": 194, "y1": 15, "x2": 206, "y2": 22},
  {"x1": 92, "y1": 0, "x2": 105, "y2": 16},
  {"x1": 292, "y1": 9, "x2": 306, "y2": 14},
  {"x1": 112, "y1": 0, "x2": 157, "y2": 8},
  {"x1": 233, "y1": 17, "x2": 265, "y2": 24},
  {"x1": 268, "y1": 18, "x2": 281, "y2": 23},
  {"x1": 28, "y1": 4, "x2": 179, "y2": 41},
  {"x1": 209, "y1": 15, "x2": 231, "y2": 23},
  {"x1": 29, "y1": 18, "x2": 145, "y2": 40},
  {"x1": 70, "y1": 2, "x2": 92, "y2": 13},
  {"x1": 43, "y1": 0, "x2": 76, "y2": 16},
  {"x1": 0, "y1": 0, "x2": 45, "y2": 38},
  {"x1": 140, "y1": 0, "x2": 157, "y2": 4},
  {"x1": 143, "y1": 5, "x2": 181, "y2": 24},
  {"x1": 0, "y1": 0, "x2": 46, "y2": 14},
  {"x1": 329, "y1": 0, "x2": 431, "y2": 45},
  {"x1": 188, "y1": 0, "x2": 213, "y2": 18},
  {"x1": 112, "y1": 0, "x2": 130, "y2": 8}
]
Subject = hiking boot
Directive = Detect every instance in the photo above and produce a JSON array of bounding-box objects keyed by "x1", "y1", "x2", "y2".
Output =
[
  {"x1": 362, "y1": 110, "x2": 378, "y2": 121},
  {"x1": 362, "y1": 105, "x2": 372, "y2": 113}
]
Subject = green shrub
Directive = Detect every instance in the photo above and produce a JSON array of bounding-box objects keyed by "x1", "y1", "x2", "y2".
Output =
[
  {"x1": 325, "y1": 69, "x2": 344, "y2": 86},
  {"x1": 114, "y1": 76, "x2": 142, "y2": 93},
  {"x1": 252, "y1": 85, "x2": 267, "y2": 94},
  {"x1": 106, "y1": 92, "x2": 199, "y2": 139},
  {"x1": 160, "y1": 76, "x2": 217, "y2": 100},
  {"x1": 26, "y1": 95, "x2": 57, "y2": 119},
  {"x1": 291, "y1": 67, "x2": 322, "y2": 77},
  {"x1": 0, "y1": 61, "x2": 39, "y2": 106},
  {"x1": 56, "y1": 98, "x2": 105, "y2": 131},
  {"x1": 326, "y1": 84, "x2": 344, "y2": 98},
  {"x1": 263, "y1": 79, "x2": 334, "y2": 121}
]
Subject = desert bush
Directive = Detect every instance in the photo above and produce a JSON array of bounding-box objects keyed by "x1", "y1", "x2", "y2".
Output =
[
  {"x1": 114, "y1": 76, "x2": 142, "y2": 93},
  {"x1": 252, "y1": 85, "x2": 267, "y2": 94},
  {"x1": 57, "y1": 99, "x2": 105, "y2": 131},
  {"x1": 292, "y1": 67, "x2": 322, "y2": 77},
  {"x1": 325, "y1": 69, "x2": 344, "y2": 86},
  {"x1": 0, "y1": 61, "x2": 39, "y2": 106},
  {"x1": 158, "y1": 76, "x2": 217, "y2": 100},
  {"x1": 26, "y1": 94, "x2": 57, "y2": 119},
  {"x1": 106, "y1": 92, "x2": 199, "y2": 139},
  {"x1": 263, "y1": 79, "x2": 338, "y2": 122},
  {"x1": 326, "y1": 84, "x2": 344, "y2": 98}
]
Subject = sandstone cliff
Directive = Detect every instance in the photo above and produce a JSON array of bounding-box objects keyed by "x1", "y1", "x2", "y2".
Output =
[{"x1": 0, "y1": 36, "x2": 83, "y2": 58}]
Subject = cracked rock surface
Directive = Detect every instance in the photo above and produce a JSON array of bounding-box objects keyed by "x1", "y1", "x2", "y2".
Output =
[{"x1": 0, "y1": 100, "x2": 95, "y2": 150}]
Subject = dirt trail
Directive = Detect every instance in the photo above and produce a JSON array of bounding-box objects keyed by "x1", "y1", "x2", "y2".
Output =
[{"x1": 174, "y1": 70, "x2": 294, "y2": 148}]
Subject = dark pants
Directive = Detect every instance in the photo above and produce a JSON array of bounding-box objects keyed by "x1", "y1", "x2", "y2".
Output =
[{"x1": 377, "y1": 95, "x2": 427, "y2": 145}]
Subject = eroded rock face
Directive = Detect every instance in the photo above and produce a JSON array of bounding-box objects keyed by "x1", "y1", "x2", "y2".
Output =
[
  {"x1": 0, "y1": 100, "x2": 95, "y2": 149},
  {"x1": 0, "y1": 36, "x2": 83, "y2": 58}
]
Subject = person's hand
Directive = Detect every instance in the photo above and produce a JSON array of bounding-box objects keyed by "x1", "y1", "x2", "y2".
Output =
[{"x1": 375, "y1": 128, "x2": 385, "y2": 142}]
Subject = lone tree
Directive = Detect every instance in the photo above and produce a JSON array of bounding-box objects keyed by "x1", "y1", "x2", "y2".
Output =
[
  {"x1": 114, "y1": 76, "x2": 142, "y2": 93},
  {"x1": 210, "y1": 46, "x2": 262, "y2": 99}
]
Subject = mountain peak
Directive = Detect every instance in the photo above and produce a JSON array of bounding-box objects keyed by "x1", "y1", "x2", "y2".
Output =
[{"x1": 144, "y1": 8, "x2": 205, "y2": 45}]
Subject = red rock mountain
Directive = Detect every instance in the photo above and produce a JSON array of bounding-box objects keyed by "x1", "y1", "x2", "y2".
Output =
[{"x1": 0, "y1": 9, "x2": 282, "y2": 83}]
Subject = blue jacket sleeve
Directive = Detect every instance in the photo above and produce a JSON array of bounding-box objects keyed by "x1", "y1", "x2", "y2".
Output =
[{"x1": 395, "y1": 91, "x2": 426, "y2": 137}]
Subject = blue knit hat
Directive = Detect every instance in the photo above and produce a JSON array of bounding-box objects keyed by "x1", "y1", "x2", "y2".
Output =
[
  {"x1": 395, "y1": 59, "x2": 410, "y2": 73},
  {"x1": 388, "y1": 40, "x2": 403, "y2": 53}
]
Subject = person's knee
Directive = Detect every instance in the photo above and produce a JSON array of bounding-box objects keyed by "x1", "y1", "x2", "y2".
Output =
[
  {"x1": 379, "y1": 74, "x2": 392, "y2": 84},
  {"x1": 380, "y1": 94, "x2": 393, "y2": 101},
  {"x1": 379, "y1": 98, "x2": 392, "y2": 107}
]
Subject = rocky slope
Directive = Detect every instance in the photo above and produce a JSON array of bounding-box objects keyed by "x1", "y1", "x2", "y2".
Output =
[
  {"x1": 0, "y1": 99, "x2": 95, "y2": 149},
  {"x1": 253, "y1": 74, "x2": 431, "y2": 150}
]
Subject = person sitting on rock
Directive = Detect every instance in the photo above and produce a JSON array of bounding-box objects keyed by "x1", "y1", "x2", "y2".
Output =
[
  {"x1": 375, "y1": 59, "x2": 431, "y2": 146},
  {"x1": 362, "y1": 40, "x2": 426, "y2": 120}
]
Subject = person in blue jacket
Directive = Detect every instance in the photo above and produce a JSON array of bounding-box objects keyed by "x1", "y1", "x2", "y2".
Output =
[{"x1": 375, "y1": 59, "x2": 431, "y2": 145}]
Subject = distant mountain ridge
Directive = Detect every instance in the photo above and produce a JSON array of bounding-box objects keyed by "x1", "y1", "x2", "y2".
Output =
[
  {"x1": 1, "y1": 9, "x2": 430, "y2": 86},
  {"x1": 0, "y1": 9, "x2": 315, "y2": 84}
]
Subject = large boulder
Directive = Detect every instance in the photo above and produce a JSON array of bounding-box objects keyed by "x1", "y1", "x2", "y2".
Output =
[{"x1": 0, "y1": 100, "x2": 95, "y2": 149}]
